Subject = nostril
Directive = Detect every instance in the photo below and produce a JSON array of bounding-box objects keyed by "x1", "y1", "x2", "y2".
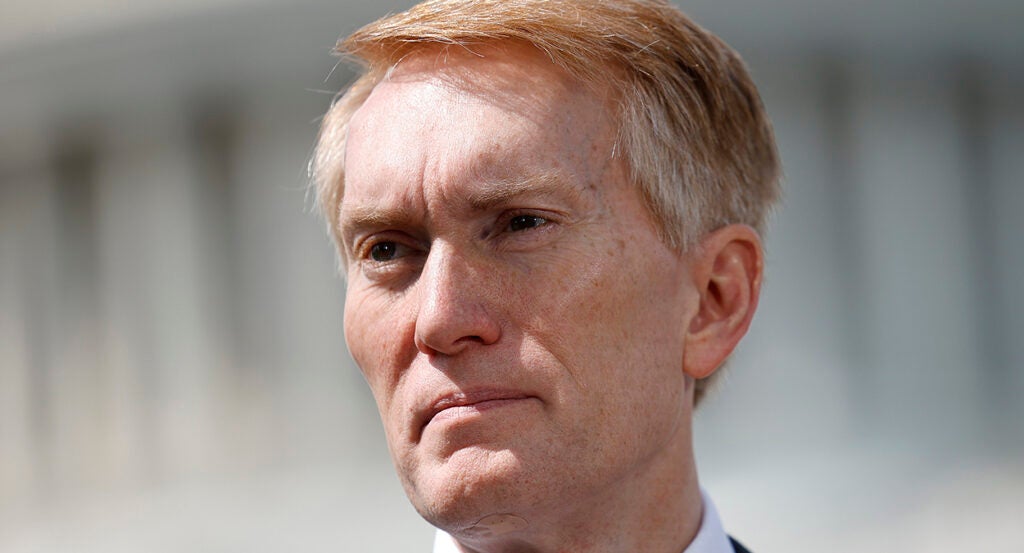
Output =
[{"x1": 414, "y1": 302, "x2": 502, "y2": 356}]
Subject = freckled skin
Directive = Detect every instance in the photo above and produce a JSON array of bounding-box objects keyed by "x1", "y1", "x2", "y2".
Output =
[{"x1": 340, "y1": 45, "x2": 703, "y2": 553}]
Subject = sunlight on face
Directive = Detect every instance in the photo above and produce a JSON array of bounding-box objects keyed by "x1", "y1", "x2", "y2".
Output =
[{"x1": 339, "y1": 44, "x2": 698, "y2": 538}]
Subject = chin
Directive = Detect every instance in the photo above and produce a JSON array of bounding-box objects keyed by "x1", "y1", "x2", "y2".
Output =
[{"x1": 404, "y1": 445, "x2": 535, "y2": 531}]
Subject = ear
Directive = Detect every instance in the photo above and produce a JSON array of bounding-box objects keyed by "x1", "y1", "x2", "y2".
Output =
[{"x1": 682, "y1": 224, "x2": 764, "y2": 380}]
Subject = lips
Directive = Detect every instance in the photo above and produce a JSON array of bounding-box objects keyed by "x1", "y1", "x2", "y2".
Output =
[{"x1": 419, "y1": 389, "x2": 535, "y2": 434}]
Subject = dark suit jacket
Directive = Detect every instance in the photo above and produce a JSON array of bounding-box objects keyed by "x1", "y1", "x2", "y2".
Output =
[{"x1": 729, "y1": 537, "x2": 752, "y2": 553}]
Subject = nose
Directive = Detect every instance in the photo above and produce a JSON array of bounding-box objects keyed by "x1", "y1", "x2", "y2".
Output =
[{"x1": 413, "y1": 243, "x2": 502, "y2": 356}]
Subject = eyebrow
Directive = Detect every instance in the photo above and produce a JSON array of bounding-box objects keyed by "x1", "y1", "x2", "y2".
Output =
[
  {"x1": 339, "y1": 203, "x2": 418, "y2": 243},
  {"x1": 464, "y1": 170, "x2": 581, "y2": 211},
  {"x1": 339, "y1": 169, "x2": 582, "y2": 241}
]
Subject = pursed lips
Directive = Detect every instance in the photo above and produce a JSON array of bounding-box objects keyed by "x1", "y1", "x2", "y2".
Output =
[{"x1": 419, "y1": 389, "x2": 536, "y2": 434}]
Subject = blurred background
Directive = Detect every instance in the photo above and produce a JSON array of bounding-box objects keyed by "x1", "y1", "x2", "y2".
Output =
[{"x1": 1, "y1": 0, "x2": 1022, "y2": 551}]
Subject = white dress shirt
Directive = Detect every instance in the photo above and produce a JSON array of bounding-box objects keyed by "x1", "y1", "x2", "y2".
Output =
[{"x1": 432, "y1": 488, "x2": 736, "y2": 553}]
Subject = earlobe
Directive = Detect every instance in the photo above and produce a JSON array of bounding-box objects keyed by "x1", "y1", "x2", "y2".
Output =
[{"x1": 682, "y1": 224, "x2": 764, "y2": 380}]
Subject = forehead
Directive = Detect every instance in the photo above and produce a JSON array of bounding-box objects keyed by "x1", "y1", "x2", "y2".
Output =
[
  {"x1": 366, "y1": 42, "x2": 595, "y2": 124},
  {"x1": 341, "y1": 44, "x2": 618, "y2": 208}
]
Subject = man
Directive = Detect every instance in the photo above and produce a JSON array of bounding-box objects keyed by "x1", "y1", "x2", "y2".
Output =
[{"x1": 312, "y1": 1, "x2": 780, "y2": 551}]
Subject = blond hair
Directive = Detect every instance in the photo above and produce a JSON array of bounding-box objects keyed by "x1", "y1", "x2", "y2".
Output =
[{"x1": 313, "y1": 0, "x2": 781, "y2": 404}]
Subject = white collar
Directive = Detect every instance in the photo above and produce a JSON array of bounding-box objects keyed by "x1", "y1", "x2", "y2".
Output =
[
  {"x1": 685, "y1": 488, "x2": 735, "y2": 553},
  {"x1": 432, "y1": 488, "x2": 735, "y2": 553}
]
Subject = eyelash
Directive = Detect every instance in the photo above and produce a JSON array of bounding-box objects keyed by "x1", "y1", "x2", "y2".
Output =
[
  {"x1": 354, "y1": 210, "x2": 556, "y2": 267},
  {"x1": 505, "y1": 213, "x2": 549, "y2": 233},
  {"x1": 356, "y1": 236, "x2": 420, "y2": 265}
]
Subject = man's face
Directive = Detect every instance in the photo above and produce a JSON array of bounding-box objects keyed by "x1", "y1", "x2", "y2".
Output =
[{"x1": 339, "y1": 45, "x2": 700, "y2": 531}]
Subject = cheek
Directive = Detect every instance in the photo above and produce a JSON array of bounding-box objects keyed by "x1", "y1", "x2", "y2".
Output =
[
  {"x1": 512, "y1": 239, "x2": 609, "y2": 323},
  {"x1": 520, "y1": 238, "x2": 680, "y2": 350},
  {"x1": 343, "y1": 287, "x2": 417, "y2": 415},
  {"x1": 514, "y1": 235, "x2": 689, "y2": 413}
]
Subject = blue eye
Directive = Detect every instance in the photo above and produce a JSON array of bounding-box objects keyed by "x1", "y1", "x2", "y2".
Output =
[
  {"x1": 508, "y1": 215, "x2": 548, "y2": 232},
  {"x1": 370, "y1": 241, "x2": 399, "y2": 261}
]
